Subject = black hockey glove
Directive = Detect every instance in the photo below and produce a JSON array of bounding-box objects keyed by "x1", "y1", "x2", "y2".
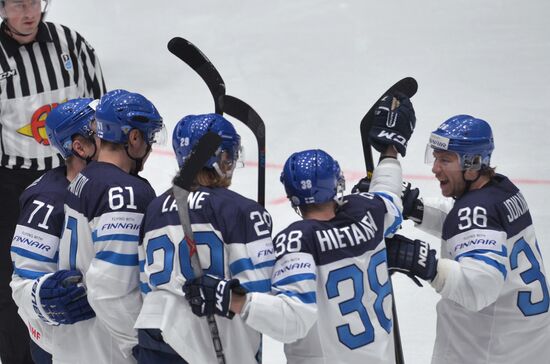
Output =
[
  {"x1": 369, "y1": 92, "x2": 416, "y2": 156},
  {"x1": 402, "y1": 181, "x2": 424, "y2": 224},
  {"x1": 183, "y1": 275, "x2": 247, "y2": 319},
  {"x1": 386, "y1": 234, "x2": 437, "y2": 286},
  {"x1": 38, "y1": 270, "x2": 96, "y2": 325},
  {"x1": 352, "y1": 176, "x2": 371, "y2": 193}
]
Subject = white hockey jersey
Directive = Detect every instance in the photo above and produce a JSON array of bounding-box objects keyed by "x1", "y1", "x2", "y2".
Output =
[
  {"x1": 135, "y1": 186, "x2": 275, "y2": 363},
  {"x1": 53, "y1": 162, "x2": 156, "y2": 364},
  {"x1": 10, "y1": 167, "x2": 68, "y2": 353},
  {"x1": 420, "y1": 175, "x2": 550, "y2": 364},
  {"x1": 242, "y1": 158, "x2": 404, "y2": 364}
]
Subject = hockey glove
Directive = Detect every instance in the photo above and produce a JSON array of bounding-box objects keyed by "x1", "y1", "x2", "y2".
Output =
[
  {"x1": 386, "y1": 234, "x2": 437, "y2": 285},
  {"x1": 352, "y1": 176, "x2": 371, "y2": 193},
  {"x1": 369, "y1": 92, "x2": 416, "y2": 156},
  {"x1": 402, "y1": 181, "x2": 424, "y2": 224},
  {"x1": 183, "y1": 274, "x2": 247, "y2": 319},
  {"x1": 39, "y1": 270, "x2": 95, "y2": 325}
]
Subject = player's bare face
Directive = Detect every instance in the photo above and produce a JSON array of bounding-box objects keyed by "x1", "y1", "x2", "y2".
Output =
[
  {"x1": 3, "y1": 0, "x2": 41, "y2": 38},
  {"x1": 431, "y1": 151, "x2": 466, "y2": 198}
]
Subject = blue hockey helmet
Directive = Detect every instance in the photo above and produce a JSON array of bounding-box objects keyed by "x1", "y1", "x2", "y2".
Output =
[
  {"x1": 95, "y1": 89, "x2": 165, "y2": 145},
  {"x1": 280, "y1": 149, "x2": 345, "y2": 208},
  {"x1": 45, "y1": 98, "x2": 98, "y2": 158},
  {"x1": 172, "y1": 113, "x2": 242, "y2": 175},
  {"x1": 426, "y1": 114, "x2": 494, "y2": 170}
]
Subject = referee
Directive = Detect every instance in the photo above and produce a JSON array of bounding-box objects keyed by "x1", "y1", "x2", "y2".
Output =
[{"x1": 0, "y1": 1, "x2": 105, "y2": 363}]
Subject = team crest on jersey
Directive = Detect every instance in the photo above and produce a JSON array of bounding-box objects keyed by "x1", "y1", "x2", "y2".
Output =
[
  {"x1": 61, "y1": 53, "x2": 73, "y2": 71},
  {"x1": 16, "y1": 101, "x2": 66, "y2": 145},
  {"x1": 0, "y1": 68, "x2": 17, "y2": 80}
]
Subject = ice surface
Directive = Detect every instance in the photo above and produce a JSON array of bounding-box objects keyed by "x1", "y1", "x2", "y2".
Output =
[{"x1": 15, "y1": 1, "x2": 549, "y2": 362}]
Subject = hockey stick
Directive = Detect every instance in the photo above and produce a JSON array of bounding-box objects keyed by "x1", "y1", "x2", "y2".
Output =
[
  {"x1": 220, "y1": 94, "x2": 266, "y2": 206},
  {"x1": 167, "y1": 37, "x2": 226, "y2": 114},
  {"x1": 167, "y1": 37, "x2": 267, "y2": 207},
  {"x1": 360, "y1": 77, "x2": 418, "y2": 364},
  {"x1": 172, "y1": 132, "x2": 226, "y2": 364}
]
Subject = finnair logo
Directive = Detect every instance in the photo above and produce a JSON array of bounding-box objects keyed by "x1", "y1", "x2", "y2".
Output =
[{"x1": 429, "y1": 134, "x2": 449, "y2": 150}]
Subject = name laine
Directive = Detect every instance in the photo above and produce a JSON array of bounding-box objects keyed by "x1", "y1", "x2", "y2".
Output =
[
  {"x1": 68, "y1": 173, "x2": 89, "y2": 197},
  {"x1": 161, "y1": 191, "x2": 210, "y2": 212},
  {"x1": 503, "y1": 192, "x2": 529, "y2": 223},
  {"x1": 315, "y1": 211, "x2": 378, "y2": 252}
]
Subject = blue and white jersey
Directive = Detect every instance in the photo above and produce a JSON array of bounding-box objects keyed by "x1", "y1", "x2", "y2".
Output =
[
  {"x1": 135, "y1": 187, "x2": 275, "y2": 363},
  {"x1": 430, "y1": 174, "x2": 550, "y2": 364},
  {"x1": 243, "y1": 192, "x2": 402, "y2": 364},
  {"x1": 10, "y1": 166, "x2": 68, "y2": 353},
  {"x1": 53, "y1": 161, "x2": 156, "y2": 364}
]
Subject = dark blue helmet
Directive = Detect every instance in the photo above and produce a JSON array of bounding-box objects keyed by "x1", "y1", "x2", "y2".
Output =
[
  {"x1": 95, "y1": 89, "x2": 164, "y2": 145},
  {"x1": 280, "y1": 149, "x2": 345, "y2": 207},
  {"x1": 45, "y1": 98, "x2": 97, "y2": 158},
  {"x1": 427, "y1": 114, "x2": 494, "y2": 170},
  {"x1": 172, "y1": 113, "x2": 242, "y2": 174}
]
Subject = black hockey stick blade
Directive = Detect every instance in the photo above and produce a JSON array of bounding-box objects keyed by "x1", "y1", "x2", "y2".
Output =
[
  {"x1": 167, "y1": 37, "x2": 226, "y2": 114},
  {"x1": 173, "y1": 132, "x2": 223, "y2": 191},
  {"x1": 360, "y1": 77, "x2": 418, "y2": 180},
  {"x1": 220, "y1": 94, "x2": 266, "y2": 207}
]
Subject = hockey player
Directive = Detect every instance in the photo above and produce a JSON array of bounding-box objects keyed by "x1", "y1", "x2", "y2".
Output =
[
  {"x1": 10, "y1": 98, "x2": 99, "y2": 364},
  {"x1": 50, "y1": 90, "x2": 164, "y2": 364},
  {"x1": 387, "y1": 115, "x2": 550, "y2": 363},
  {"x1": 134, "y1": 113, "x2": 275, "y2": 363},
  {"x1": 183, "y1": 94, "x2": 416, "y2": 363}
]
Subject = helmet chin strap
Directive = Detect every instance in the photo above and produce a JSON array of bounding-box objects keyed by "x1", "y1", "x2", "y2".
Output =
[
  {"x1": 72, "y1": 137, "x2": 97, "y2": 164},
  {"x1": 456, "y1": 169, "x2": 482, "y2": 199},
  {"x1": 3, "y1": 12, "x2": 44, "y2": 37},
  {"x1": 125, "y1": 143, "x2": 151, "y2": 176}
]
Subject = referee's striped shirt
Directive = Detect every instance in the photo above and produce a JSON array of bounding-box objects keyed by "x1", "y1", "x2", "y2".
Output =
[{"x1": 0, "y1": 21, "x2": 106, "y2": 171}]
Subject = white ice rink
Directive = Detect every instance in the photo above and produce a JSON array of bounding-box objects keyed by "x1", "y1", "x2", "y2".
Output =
[{"x1": 41, "y1": 1, "x2": 550, "y2": 363}]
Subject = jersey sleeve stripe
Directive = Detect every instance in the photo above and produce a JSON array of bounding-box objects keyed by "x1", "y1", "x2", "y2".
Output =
[
  {"x1": 458, "y1": 253, "x2": 508, "y2": 279},
  {"x1": 273, "y1": 273, "x2": 316, "y2": 287},
  {"x1": 139, "y1": 259, "x2": 145, "y2": 272},
  {"x1": 140, "y1": 282, "x2": 152, "y2": 294},
  {"x1": 95, "y1": 251, "x2": 139, "y2": 266},
  {"x1": 371, "y1": 191, "x2": 403, "y2": 236},
  {"x1": 455, "y1": 246, "x2": 508, "y2": 259},
  {"x1": 241, "y1": 279, "x2": 272, "y2": 293},
  {"x1": 276, "y1": 290, "x2": 316, "y2": 304},
  {"x1": 11, "y1": 246, "x2": 58, "y2": 263},
  {"x1": 13, "y1": 265, "x2": 47, "y2": 279},
  {"x1": 372, "y1": 191, "x2": 396, "y2": 204},
  {"x1": 229, "y1": 257, "x2": 276, "y2": 276},
  {"x1": 92, "y1": 232, "x2": 140, "y2": 243}
]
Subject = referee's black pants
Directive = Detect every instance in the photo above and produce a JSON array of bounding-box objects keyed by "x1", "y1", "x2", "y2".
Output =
[{"x1": 0, "y1": 167, "x2": 45, "y2": 364}]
